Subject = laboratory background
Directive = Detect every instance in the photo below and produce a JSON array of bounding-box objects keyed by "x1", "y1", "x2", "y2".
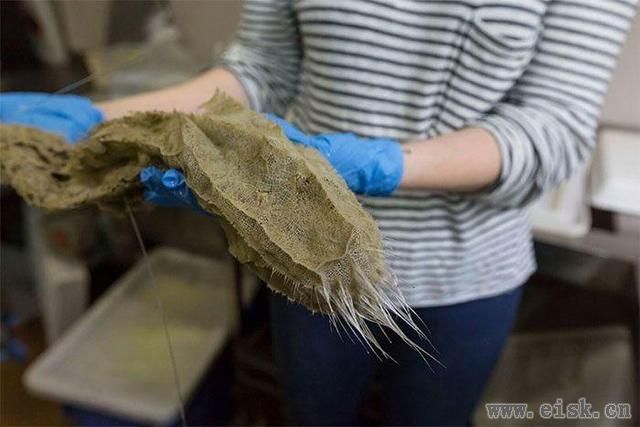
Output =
[{"x1": 0, "y1": 0, "x2": 639, "y2": 426}]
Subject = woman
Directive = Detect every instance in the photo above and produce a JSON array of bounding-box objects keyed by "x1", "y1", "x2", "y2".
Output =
[{"x1": 2, "y1": 1, "x2": 636, "y2": 425}]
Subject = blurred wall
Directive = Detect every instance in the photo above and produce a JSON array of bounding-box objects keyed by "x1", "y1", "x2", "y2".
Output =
[
  {"x1": 58, "y1": 0, "x2": 242, "y2": 64},
  {"x1": 170, "y1": 0, "x2": 242, "y2": 64},
  {"x1": 601, "y1": 10, "x2": 640, "y2": 129},
  {"x1": 57, "y1": 0, "x2": 111, "y2": 52}
]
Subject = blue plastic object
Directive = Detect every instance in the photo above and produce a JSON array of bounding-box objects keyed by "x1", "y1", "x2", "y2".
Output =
[
  {"x1": 0, "y1": 92, "x2": 104, "y2": 143},
  {"x1": 0, "y1": 312, "x2": 28, "y2": 363},
  {"x1": 266, "y1": 114, "x2": 404, "y2": 196},
  {"x1": 139, "y1": 167, "x2": 209, "y2": 215}
]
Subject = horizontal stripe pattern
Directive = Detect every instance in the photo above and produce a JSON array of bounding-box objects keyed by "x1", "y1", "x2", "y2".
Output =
[{"x1": 222, "y1": 0, "x2": 637, "y2": 307}]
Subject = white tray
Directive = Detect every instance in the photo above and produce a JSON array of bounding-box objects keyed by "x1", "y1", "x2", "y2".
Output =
[{"x1": 24, "y1": 247, "x2": 236, "y2": 424}]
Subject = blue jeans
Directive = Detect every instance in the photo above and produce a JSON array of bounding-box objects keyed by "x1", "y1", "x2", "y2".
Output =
[{"x1": 269, "y1": 286, "x2": 523, "y2": 426}]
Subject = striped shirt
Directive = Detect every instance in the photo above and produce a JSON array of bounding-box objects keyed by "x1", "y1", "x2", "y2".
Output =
[{"x1": 222, "y1": 0, "x2": 637, "y2": 307}]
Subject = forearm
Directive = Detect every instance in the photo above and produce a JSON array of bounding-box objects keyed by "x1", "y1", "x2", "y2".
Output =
[
  {"x1": 98, "y1": 67, "x2": 248, "y2": 120},
  {"x1": 400, "y1": 127, "x2": 501, "y2": 192}
]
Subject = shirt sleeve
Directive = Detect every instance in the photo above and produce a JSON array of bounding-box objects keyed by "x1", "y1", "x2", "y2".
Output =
[
  {"x1": 472, "y1": 0, "x2": 637, "y2": 208},
  {"x1": 220, "y1": 0, "x2": 302, "y2": 115}
]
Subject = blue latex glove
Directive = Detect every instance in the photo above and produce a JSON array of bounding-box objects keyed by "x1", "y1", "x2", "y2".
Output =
[
  {"x1": 140, "y1": 166, "x2": 209, "y2": 215},
  {"x1": 266, "y1": 114, "x2": 404, "y2": 196},
  {"x1": 0, "y1": 92, "x2": 104, "y2": 143}
]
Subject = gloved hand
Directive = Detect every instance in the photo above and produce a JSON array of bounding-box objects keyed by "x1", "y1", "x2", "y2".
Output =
[
  {"x1": 266, "y1": 115, "x2": 404, "y2": 196},
  {"x1": 140, "y1": 112, "x2": 405, "y2": 211},
  {"x1": 140, "y1": 166, "x2": 209, "y2": 215},
  {"x1": 0, "y1": 92, "x2": 104, "y2": 143}
]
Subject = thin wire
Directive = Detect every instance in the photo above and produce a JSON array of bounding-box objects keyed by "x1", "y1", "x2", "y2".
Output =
[
  {"x1": 51, "y1": 0, "x2": 170, "y2": 100},
  {"x1": 16, "y1": 49, "x2": 148, "y2": 114},
  {"x1": 54, "y1": 50, "x2": 147, "y2": 96},
  {"x1": 125, "y1": 198, "x2": 188, "y2": 427},
  {"x1": 19, "y1": 2, "x2": 179, "y2": 113},
  {"x1": 22, "y1": 7, "x2": 196, "y2": 422}
]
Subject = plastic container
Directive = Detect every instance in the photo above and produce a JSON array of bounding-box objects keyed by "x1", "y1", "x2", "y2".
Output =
[
  {"x1": 24, "y1": 247, "x2": 237, "y2": 425},
  {"x1": 528, "y1": 165, "x2": 591, "y2": 239},
  {"x1": 62, "y1": 345, "x2": 234, "y2": 427},
  {"x1": 25, "y1": 206, "x2": 90, "y2": 344},
  {"x1": 591, "y1": 128, "x2": 640, "y2": 216}
]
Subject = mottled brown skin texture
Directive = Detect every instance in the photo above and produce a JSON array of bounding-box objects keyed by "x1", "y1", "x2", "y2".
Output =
[{"x1": 1, "y1": 94, "x2": 420, "y2": 353}]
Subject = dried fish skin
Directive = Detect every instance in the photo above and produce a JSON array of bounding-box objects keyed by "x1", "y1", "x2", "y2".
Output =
[{"x1": 0, "y1": 93, "x2": 424, "y2": 355}]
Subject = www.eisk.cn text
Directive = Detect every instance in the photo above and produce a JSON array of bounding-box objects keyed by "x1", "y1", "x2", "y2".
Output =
[{"x1": 485, "y1": 398, "x2": 632, "y2": 420}]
